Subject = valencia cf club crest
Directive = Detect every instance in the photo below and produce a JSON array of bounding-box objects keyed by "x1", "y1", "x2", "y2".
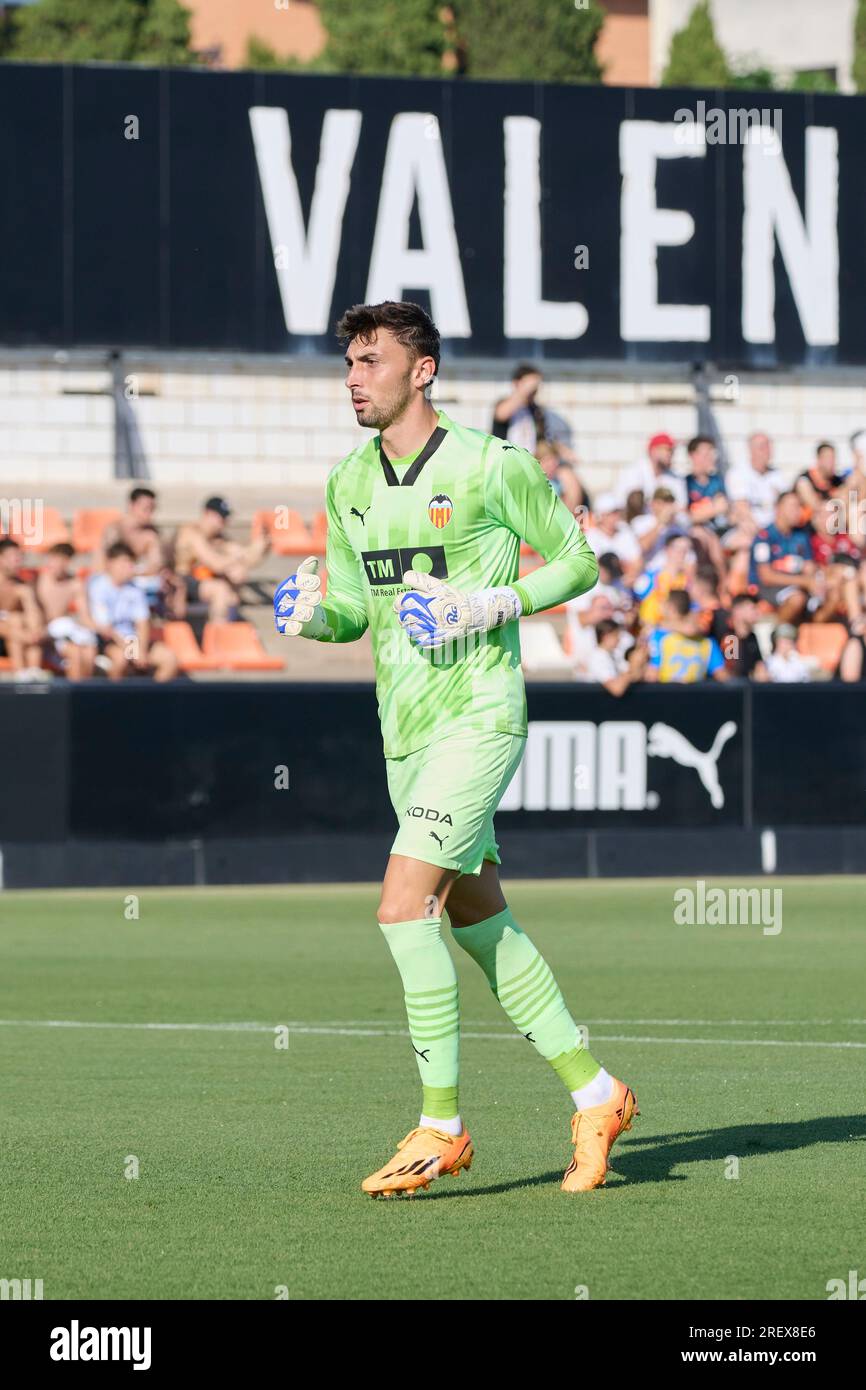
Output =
[{"x1": 428, "y1": 493, "x2": 453, "y2": 529}]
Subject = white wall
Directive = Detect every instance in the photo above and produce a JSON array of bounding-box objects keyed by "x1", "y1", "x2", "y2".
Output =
[
  {"x1": 3, "y1": 353, "x2": 866, "y2": 510},
  {"x1": 651, "y1": 0, "x2": 857, "y2": 90}
]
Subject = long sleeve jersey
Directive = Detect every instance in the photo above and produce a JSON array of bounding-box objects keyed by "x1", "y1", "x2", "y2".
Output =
[{"x1": 315, "y1": 409, "x2": 598, "y2": 757}]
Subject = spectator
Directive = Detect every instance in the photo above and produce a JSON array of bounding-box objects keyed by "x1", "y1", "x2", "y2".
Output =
[
  {"x1": 714, "y1": 594, "x2": 768, "y2": 680},
  {"x1": 565, "y1": 552, "x2": 635, "y2": 677},
  {"x1": 491, "y1": 363, "x2": 575, "y2": 458},
  {"x1": 685, "y1": 435, "x2": 728, "y2": 530},
  {"x1": 172, "y1": 497, "x2": 270, "y2": 622},
  {"x1": 98, "y1": 487, "x2": 163, "y2": 573},
  {"x1": 86, "y1": 542, "x2": 177, "y2": 682},
  {"x1": 631, "y1": 486, "x2": 679, "y2": 565},
  {"x1": 0, "y1": 538, "x2": 46, "y2": 680},
  {"x1": 634, "y1": 531, "x2": 695, "y2": 627},
  {"x1": 618, "y1": 432, "x2": 687, "y2": 513},
  {"x1": 35, "y1": 542, "x2": 97, "y2": 681},
  {"x1": 749, "y1": 492, "x2": 816, "y2": 625},
  {"x1": 692, "y1": 564, "x2": 723, "y2": 636},
  {"x1": 839, "y1": 627, "x2": 866, "y2": 682},
  {"x1": 795, "y1": 441, "x2": 846, "y2": 512},
  {"x1": 645, "y1": 589, "x2": 727, "y2": 684},
  {"x1": 808, "y1": 498, "x2": 861, "y2": 623},
  {"x1": 100, "y1": 488, "x2": 186, "y2": 621},
  {"x1": 726, "y1": 432, "x2": 784, "y2": 531},
  {"x1": 535, "y1": 439, "x2": 588, "y2": 514},
  {"x1": 584, "y1": 493, "x2": 642, "y2": 580},
  {"x1": 585, "y1": 618, "x2": 647, "y2": 697},
  {"x1": 765, "y1": 624, "x2": 811, "y2": 683}
]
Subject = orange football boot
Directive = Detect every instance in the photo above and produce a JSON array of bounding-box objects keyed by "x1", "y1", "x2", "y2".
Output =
[
  {"x1": 561, "y1": 1077, "x2": 639, "y2": 1193},
  {"x1": 362, "y1": 1125, "x2": 473, "y2": 1197}
]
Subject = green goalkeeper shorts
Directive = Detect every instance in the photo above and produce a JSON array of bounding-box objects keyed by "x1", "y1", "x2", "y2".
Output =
[{"x1": 385, "y1": 728, "x2": 526, "y2": 876}]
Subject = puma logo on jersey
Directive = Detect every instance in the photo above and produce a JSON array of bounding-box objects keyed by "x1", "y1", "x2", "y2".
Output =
[
  {"x1": 349, "y1": 506, "x2": 370, "y2": 525},
  {"x1": 429, "y1": 830, "x2": 449, "y2": 849}
]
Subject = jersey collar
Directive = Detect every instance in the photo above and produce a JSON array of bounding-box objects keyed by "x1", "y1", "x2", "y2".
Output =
[{"x1": 376, "y1": 412, "x2": 450, "y2": 487}]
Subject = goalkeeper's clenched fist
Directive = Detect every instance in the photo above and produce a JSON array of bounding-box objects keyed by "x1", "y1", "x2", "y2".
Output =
[
  {"x1": 393, "y1": 570, "x2": 522, "y2": 651},
  {"x1": 274, "y1": 556, "x2": 332, "y2": 638}
]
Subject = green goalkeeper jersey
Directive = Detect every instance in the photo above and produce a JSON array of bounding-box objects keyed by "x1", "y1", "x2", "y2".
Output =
[{"x1": 316, "y1": 408, "x2": 598, "y2": 757}]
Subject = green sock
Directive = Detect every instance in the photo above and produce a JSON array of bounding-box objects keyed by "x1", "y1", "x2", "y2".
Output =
[
  {"x1": 378, "y1": 916, "x2": 460, "y2": 1120},
  {"x1": 451, "y1": 906, "x2": 600, "y2": 1093}
]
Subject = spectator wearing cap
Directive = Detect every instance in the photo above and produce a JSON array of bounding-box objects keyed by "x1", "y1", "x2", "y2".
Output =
[
  {"x1": 765, "y1": 624, "x2": 811, "y2": 683},
  {"x1": 172, "y1": 497, "x2": 270, "y2": 623},
  {"x1": 584, "y1": 493, "x2": 642, "y2": 583},
  {"x1": 618, "y1": 432, "x2": 687, "y2": 514},
  {"x1": 492, "y1": 363, "x2": 576, "y2": 461}
]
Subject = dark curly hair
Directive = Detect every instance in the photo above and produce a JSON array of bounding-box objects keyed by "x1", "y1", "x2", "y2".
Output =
[{"x1": 336, "y1": 300, "x2": 440, "y2": 374}]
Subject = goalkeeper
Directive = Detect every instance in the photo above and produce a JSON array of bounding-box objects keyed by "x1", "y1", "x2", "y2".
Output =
[{"x1": 275, "y1": 301, "x2": 638, "y2": 1197}]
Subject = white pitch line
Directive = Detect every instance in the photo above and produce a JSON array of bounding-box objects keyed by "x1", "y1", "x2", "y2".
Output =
[{"x1": 0, "y1": 1019, "x2": 863, "y2": 1048}]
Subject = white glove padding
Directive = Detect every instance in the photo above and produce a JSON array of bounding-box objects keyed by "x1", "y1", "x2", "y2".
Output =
[
  {"x1": 393, "y1": 570, "x2": 522, "y2": 650},
  {"x1": 274, "y1": 556, "x2": 331, "y2": 638}
]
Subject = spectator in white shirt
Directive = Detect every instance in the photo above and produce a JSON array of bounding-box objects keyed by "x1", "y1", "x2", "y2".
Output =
[
  {"x1": 765, "y1": 624, "x2": 811, "y2": 683},
  {"x1": 86, "y1": 543, "x2": 177, "y2": 682},
  {"x1": 724, "y1": 431, "x2": 786, "y2": 591},
  {"x1": 565, "y1": 553, "x2": 636, "y2": 676},
  {"x1": 585, "y1": 619, "x2": 648, "y2": 697},
  {"x1": 618, "y1": 432, "x2": 688, "y2": 513},
  {"x1": 585, "y1": 493, "x2": 642, "y2": 582}
]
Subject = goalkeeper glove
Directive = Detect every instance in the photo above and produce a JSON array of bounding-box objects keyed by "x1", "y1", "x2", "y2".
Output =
[
  {"x1": 393, "y1": 570, "x2": 522, "y2": 650},
  {"x1": 274, "y1": 556, "x2": 332, "y2": 638}
]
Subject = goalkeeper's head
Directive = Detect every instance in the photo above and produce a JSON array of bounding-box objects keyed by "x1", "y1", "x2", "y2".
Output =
[{"x1": 337, "y1": 300, "x2": 440, "y2": 431}]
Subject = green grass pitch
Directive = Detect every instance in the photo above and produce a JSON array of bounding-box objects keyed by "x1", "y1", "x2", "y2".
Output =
[{"x1": 1, "y1": 878, "x2": 864, "y2": 1301}]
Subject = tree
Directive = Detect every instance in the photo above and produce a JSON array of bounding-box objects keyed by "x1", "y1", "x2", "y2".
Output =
[
  {"x1": 852, "y1": 0, "x2": 866, "y2": 93},
  {"x1": 313, "y1": 0, "x2": 451, "y2": 77},
  {"x1": 7, "y1": 0, "x2": 194, "y2": 67},
  {"x1": 662, "y1": 1, "x2": 730, "y2": 88},
  {"x1": 243, "y1": 36, "x2": 302, "y2": 72},
  {"x1": 789, "y1": 69, "x2": 838, "y2": 93},
  {"x1": 456, "y1": 0, "x2": 604, "y2": 84},
  {"x1": 135, "y1": 0, "x2": 194, "y2": 67},
  {"x1": 727, "y1": 65, "x2": 776, "y2": 91}
]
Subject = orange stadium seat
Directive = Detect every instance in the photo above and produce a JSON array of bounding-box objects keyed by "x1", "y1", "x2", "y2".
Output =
[
  {"x1": 5, "y1": 506, "x2": 70, "y2": 552},
  {"x1": 162, "y1": 622, "x2": 223, "y2": 672},
  {"x1": 309, "y1": 511, "x2": 328, "y2": 555},
  {"x1": 796, "y1": 622, "x2": 848, "y2": 673},
  {"x1": 202, "y1": 621, "x2": 284, "y2": 671},
  {"x1": 253, "y1": 508, "x2": 312, "y2": 556},
  {"x1": 72, "y1": 508, "x2": 121, "y2": 554}
]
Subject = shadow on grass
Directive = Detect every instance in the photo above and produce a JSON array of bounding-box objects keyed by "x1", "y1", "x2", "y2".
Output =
[{"x1": 422, "y1": 1114, "x2": 866, "y2": 1199}]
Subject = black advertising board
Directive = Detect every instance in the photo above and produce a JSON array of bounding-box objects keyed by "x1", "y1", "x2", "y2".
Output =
[{"x1": 0, "y1": 63, "x2": 859, "y2": 365}]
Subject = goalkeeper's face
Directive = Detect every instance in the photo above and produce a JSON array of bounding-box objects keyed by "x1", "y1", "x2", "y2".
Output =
[{"x1": 345, "y1": 330, "x2": 424, "y2": 430}]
